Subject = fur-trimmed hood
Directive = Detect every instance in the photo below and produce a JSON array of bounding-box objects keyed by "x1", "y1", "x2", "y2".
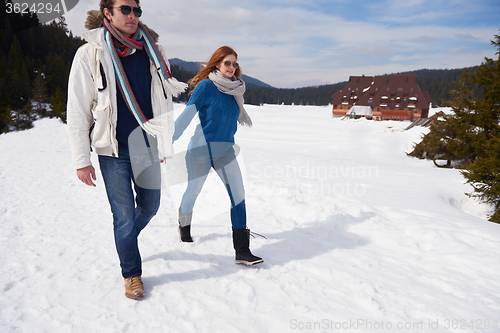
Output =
[{"x1": 84, "y1": 10, "x2": 159, "y2": 43}]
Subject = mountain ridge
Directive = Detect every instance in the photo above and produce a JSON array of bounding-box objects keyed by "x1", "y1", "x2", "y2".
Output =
[{"x1": 169, "y1": 58, "x2": 476, "y2": 106}]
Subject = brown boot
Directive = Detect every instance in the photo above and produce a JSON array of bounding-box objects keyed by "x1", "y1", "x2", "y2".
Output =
[{"x1": 124, "y1": 276, "x2": 144, "y2": 300}]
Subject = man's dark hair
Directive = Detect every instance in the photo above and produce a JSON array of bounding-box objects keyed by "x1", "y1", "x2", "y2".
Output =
[{"x1": 100, "y1": 0, "x2": 140, "y2": 15}]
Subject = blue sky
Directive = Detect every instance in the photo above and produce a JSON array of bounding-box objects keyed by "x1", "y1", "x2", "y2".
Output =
[{"x1": 63, "y1": 0, "x2": 500, "y2": 88}]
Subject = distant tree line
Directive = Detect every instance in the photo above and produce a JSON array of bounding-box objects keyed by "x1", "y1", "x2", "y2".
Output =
[
  {"x1": 171, "y1": 66, "x2": 476, "y2": 107},
  {"x1": 168, "y1": 64, "x2": 195, "y2": 104},
  {"x1": 172, "y1": 81, "x2": 348, "y2": 106},
  {"x1": 243, "y1": 83, "x2": 347, "y2": 106},
  {"x1": 243, "y1": 68, "x2": 476, "y2": 107},
  {"x1": 405, "y1": 68, "x2": 478, "y2": 107}
]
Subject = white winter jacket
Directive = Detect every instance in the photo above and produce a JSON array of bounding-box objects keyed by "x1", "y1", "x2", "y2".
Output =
[{"x1": 67, "y1": 28, "x2": 175, "y2": 170}]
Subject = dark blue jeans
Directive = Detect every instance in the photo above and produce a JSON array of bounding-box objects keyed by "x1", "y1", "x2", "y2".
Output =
[{"x1": 98, "y1": 150, "x2": 161, "y2": 278}]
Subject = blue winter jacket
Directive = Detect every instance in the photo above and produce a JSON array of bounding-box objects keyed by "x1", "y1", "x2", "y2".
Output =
[{"x1": 173, "y1": 79, "x2": 239, "y2": 156}]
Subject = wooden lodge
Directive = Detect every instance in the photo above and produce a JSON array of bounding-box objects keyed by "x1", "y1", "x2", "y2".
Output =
[{"x1": 331, "y1": 75, "x2": 432, "y2": 121}]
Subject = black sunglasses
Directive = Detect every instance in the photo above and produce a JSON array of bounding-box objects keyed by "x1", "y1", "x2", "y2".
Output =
[
  {"x1": 223, "y1": 61, "x2": 239, "y2": 69},
  {"x1": 111, "y1": 5, "x2": 142, "y2": 17}
]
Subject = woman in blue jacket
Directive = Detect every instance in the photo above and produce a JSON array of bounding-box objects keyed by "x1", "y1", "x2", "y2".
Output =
[{"x1": 173, "y1": 46, "x2": 262, "y2": 265}]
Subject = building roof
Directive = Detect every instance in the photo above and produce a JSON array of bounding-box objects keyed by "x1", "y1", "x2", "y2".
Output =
[
  {"x1": 348, "y1": 105, "x2": 373, "y2": 116},
  {"x1": 331, "y1": 75, "x2": 432, "y2": 111}
]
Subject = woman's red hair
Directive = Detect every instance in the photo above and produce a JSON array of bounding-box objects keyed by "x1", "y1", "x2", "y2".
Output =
[{"x1": 188, "y1": 46, "x2": 242, "y2": 93}]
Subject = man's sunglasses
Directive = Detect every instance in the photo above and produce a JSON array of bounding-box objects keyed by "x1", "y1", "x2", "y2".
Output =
[
  {"x1": 223, "y1": 61, "x2": 239, "y2": 69},
  {"x1": 110, "y1": 5, "x2": 143, "y2": 17}
]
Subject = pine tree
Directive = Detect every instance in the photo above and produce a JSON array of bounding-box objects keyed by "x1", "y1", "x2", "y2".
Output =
[
  {"x1": 409, "y1": 30, "x2": 500, "y2": 222},
  {"x1": 462, "y1": 136, "x2": 500, "y2": 222},
  {"x1": 8, "y1": 37, "x2": 31, "y2": 110},
  {"x1": 408, "y1": 118, "x2": 456, "y2": 167},
  {"x1": 32, "y1": 72, "x2": 49, "y2": 117},
  {"x1": 460, "y1": 31, "x2": 500, "y2": 222},
  {"x1": 0, "y1": 48, "x2": 11, "y2": 133},
  {"x1": 44, "y1": 52, "x2": 67, "y2": 96},
  {"x1": 51, "y1": 87, "x2": 66, "y2": 122}
]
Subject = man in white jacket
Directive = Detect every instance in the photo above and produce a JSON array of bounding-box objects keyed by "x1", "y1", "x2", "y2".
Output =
[{"x1": 67, "y1": 0, "x2": 185, "y2": 300}]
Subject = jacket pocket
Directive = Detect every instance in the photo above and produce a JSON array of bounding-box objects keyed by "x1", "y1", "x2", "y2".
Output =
[{"x1": 90, "y1": 104, "x2": 112, "y2": 148}]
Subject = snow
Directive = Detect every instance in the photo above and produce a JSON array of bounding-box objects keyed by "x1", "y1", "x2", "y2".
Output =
[
  {"x1": 429, "y1": 107, "x2": 454, "y2": 118},
  {"x1": 1, "y1": 104, "x2": 500, "y2": 332},
  {"x1": 348, "y1": 105, "x2": 373, "y2": 116}
]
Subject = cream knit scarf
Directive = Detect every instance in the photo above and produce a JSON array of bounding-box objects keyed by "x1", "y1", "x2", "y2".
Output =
[{"x1": 208, "y1": 70, "x2": 252, "y2": 126}]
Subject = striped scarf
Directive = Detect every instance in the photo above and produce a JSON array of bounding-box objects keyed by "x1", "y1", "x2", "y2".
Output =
[{"x1": 103, "y1": 18, "x2": 187, "y2": 137}]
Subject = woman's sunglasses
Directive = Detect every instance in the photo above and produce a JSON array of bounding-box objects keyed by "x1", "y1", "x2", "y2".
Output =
[
  {"x1": 111, "y1": 5, "x2": 143, "y2": 17},
  {"x1": 223, "y1": 61, "x2": 239, "y2": 69}
]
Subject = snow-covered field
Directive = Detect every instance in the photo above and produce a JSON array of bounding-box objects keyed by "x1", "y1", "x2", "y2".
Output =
[{"x1": 1, "y1": 104, "x2": 500, "y2": 333}]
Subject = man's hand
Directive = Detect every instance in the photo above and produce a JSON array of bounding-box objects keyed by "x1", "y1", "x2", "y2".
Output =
[{"x1": 77, "y1": 165, "x2": 97, "y2": 187}]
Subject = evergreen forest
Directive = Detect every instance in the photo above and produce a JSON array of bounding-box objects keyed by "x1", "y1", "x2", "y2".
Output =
[
  {"x1": 0, "y1": 0, "x2": 84, "y2": 132},
  {"x1": 172, "y1": 68, "x2": 473, "y2": 107}
]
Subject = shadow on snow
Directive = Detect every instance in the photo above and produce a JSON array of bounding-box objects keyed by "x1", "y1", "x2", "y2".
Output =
[{"x1": 142, "y1": 211, "x2": 373, "y2": 289}]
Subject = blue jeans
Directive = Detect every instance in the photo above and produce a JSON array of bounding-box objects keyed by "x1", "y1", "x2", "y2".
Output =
[
  {"x1": 98, "y1": 149, "x2": 161, "y2": 278},
  {"x1": 180, "y1": 147, "x2": 246, "y2": 230}
]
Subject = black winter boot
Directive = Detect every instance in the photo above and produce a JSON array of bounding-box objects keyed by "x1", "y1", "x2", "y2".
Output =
[
  {"x1": 178, "y1": 207, "x2": 193, "y2": 243},
  {"x1": 232, "y1": 228, "x2": 263, "y2": 266}
]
